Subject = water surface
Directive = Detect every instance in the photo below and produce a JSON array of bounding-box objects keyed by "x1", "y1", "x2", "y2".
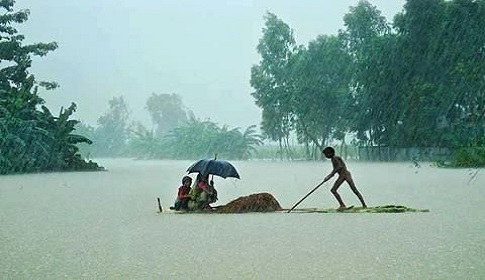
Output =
[{"x1": 1, "y1": 159, "x2": 484, "y2": 279}]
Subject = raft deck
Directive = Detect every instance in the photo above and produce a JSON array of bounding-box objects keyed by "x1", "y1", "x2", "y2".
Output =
[
  {"x1": 160, "y1": 205, "x2": 429, "y2": 214},
  {"x1": 283, "y1": 205, "x2": 430, "y2": 213}
]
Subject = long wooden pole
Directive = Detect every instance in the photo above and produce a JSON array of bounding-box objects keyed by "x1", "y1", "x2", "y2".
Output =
[{"x1": 287, "y1": 181, "x2": 325, "y2": 213}]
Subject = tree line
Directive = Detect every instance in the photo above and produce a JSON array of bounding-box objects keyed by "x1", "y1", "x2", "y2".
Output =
[
  {"x1": 75, "y1": 94, "x2": 264, "y2": 160},
  {"x1": 3, "y1": 0, "x2": 484, "y2": 174},
  {"x1": 0, "y1": 1, "x2": 263, "y2": 175},
  {"x1": 250, "y1": 0, "x2": 485, "y2": 165},
  {"x1": 0, "y1": 2, "x2": 101, "y2": 174}
]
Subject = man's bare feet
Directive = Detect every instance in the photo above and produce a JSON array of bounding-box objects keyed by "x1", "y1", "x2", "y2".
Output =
[{"x1": 337, "y1": 206, "x2": 347, "y2": 211}]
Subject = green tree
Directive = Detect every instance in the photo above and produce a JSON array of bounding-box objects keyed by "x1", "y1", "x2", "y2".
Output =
[
  {"x1": 393, "y1": 0, "x2": 485, "y2": 148},
  {"x1": 146, "y1": 93, "x2": 189, "y2": 137},
  {"x1": 250, "y1": 12, "x2": 296, "y2": 159},
  {"x1": 127, "y1": 117, "x2": 264, "y2": 160},
  {"x1": 40, "y1": 103, "x2": 94, "y2": 170},
  {"x1": 93, "y1": 96, "x2": 130, "y2": 157},
  {"x1": 228, "y1": 125, "x2": 263, "y2": 159},
  {"x1": 126, "y1": 122, "x2": 163, "y2": 159},
  {"x1": 0, "y1": 1, "x2": 98, "y2": 173},
  {"x1": 339, "y1": 0, "x2": 393, "y2": 148},
  {"x1": 74, "y1": 121, "x2": 96, "y2": 159},
  {"x1": 290, "y1": 35, "x2": 352, "y2": 156}
]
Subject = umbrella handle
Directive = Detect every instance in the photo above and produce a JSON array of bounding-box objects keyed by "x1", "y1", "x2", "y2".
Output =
[{"x1": 211, "y1": 153, "x2": 218, "y2": 181}]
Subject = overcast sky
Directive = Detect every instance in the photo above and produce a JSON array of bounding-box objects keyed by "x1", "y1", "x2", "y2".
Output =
[{"x1": 16, "y1": 0, "x2": 405, "y2": 129}]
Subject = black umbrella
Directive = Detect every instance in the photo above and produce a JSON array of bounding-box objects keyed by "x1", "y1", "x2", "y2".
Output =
[{"x1": 186, "y1": 159, "x2": 240, "y2": 179}]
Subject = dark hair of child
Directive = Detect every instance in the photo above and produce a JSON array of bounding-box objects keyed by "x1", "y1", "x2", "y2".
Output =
[{"x1": 322, "y1": 147, "x2": 335, "y2": 157}]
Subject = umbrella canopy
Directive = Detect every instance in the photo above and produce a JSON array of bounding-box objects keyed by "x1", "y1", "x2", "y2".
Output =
[{"x1": 186, "y1": 159, "x2": 240, "y2": 179}]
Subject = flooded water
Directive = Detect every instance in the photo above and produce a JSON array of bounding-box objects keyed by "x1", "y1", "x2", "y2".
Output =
[{"x1": 1, "y1": 159, "x2": 484, "y2": 279}]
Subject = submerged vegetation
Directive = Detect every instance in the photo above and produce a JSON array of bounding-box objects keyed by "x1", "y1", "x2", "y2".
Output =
[
  {"x1": 287, "y1": 205, "x2": 430, "y2": 214},
  {"x1": 437, "y1": 138, "x2": 485, "y2": 168},
  {"x1": 0, "y1": 2, "x2": 101, "y2": 174}
]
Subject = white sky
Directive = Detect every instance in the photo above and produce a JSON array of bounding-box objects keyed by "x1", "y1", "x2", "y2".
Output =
[{"x1": 16, "y1": 0, "x2": 405, "y2": 129}]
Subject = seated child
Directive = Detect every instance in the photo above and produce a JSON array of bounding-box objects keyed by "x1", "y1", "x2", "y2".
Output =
[
  {"x1": 171, "y1": 176, "x2": 192, "y2": 210},
  {"x1": 188, "y1": 173, "x2": 218, "y2": 210}
]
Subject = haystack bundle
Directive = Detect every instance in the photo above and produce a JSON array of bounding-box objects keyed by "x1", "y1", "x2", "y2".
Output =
[{"x1": 217, "y1": 192, "x2": 282, "y2": 213}]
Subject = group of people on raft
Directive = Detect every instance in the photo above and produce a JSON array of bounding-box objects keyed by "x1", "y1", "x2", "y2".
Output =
[
  {"x1": 170, "y1": 173, "x2": 218, "y2": 211},
  {"x1": 171, "y1": 146, "x2": 368, "y2": 212}
]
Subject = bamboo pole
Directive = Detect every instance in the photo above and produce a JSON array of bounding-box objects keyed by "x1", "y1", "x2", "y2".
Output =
[{"x1": 287, "y1": 181, "x2": 325, "y2": 213}]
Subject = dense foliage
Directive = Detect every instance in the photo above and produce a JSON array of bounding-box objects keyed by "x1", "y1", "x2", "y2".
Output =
[
  {"x1": 4, "y1": 0, "x2": 483, "y2": 168},
  {"x1": 161, "y1": 120, "x2": 263, "y2": 160},
  {"x1": 79, "y1": 95, "x2": 264, "y2": 160},
  {"x1": 251, "y1": 0, "x2": 485, "y2": 165},
  {"x1": 0, "y1": 1, "x2": 101, "y2": 174}
]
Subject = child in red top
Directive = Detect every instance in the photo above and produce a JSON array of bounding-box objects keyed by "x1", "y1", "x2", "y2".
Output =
[{"x1": 171, "y1": 176, "x2": 192, "y2": 210}]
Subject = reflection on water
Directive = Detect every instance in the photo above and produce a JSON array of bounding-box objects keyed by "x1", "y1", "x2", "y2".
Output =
[{"x1": 1, "y1": 159, "x2": 484, "y2": 279}]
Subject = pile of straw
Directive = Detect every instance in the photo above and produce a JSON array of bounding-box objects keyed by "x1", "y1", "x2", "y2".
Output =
[{"x1": 217, "y1": 192, "x2": 282, "y2": 213}]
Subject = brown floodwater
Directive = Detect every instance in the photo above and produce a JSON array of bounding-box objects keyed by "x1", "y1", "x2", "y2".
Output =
[{"x1": 1, "y1": 159, "x2": 484, "y2": 279}]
